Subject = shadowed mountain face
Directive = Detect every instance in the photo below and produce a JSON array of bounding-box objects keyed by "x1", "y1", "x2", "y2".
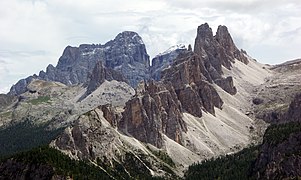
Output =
[
  {"x1": 78, "y1": 61, "x2": 127, "y2": 100},
  {"x1": 253, "y1": 93, "x2": 301, "y2": 179},
  {"x1": 150, "y1": 44, "x2": 188, "y2": 81}
]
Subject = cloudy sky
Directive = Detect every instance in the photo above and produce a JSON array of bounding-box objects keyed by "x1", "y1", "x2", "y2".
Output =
[{"x1": 0, "y1": 0, "x2": 300, "y2": 93}]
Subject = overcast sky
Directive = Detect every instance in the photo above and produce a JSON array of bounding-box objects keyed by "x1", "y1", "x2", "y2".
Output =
[{"x1": 0, "y1": 0, "x2": 300, "y2": 93}]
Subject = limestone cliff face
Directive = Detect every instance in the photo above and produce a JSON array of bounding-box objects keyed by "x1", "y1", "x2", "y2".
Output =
[
  {"x1": 118, "y1": 81, "x2": 187, "y2": 148},
  {"x1": 162, "y1": 52, "x2": 223, "y2": 115},
  {"x1": 117, "y1": 51, "x2": 224, "y2": 147},
  {"x1": 82, "y1": 61, "x2": 126, "y2": 99},
  {"x1": 194, "y1": 23, "x2": 248, "y2": 72},
  {"x1": 215, "y1": 25, "x2": 249, "y2": 65},
  {"x1": 53, "y1": 108, "x2": 121, "y2": 161},
  {"x1": 193, "y1": 23, "x2": 247, "y2": 95},
  {"x1": 101, "y1": 104, "x2": 119, "y2": 127}
]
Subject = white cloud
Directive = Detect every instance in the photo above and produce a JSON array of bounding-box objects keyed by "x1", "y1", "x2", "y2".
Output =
[
  {"x1": 0, "y1": 60, "x2": 12, "y2": 94},
  {"x1": 0, "y1": 0, "x2": 300, "y2": 93}
]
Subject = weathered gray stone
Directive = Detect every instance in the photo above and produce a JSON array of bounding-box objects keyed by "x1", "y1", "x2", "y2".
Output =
[
  {"x1": 150, "y1": 44, "x2": 187, "y2": 81},
  {"x1": 118, "y1": 81, "x2": 187, "y2": 148},
  {"x1": 9, "y1": 31, "x2": 150, "y2": 95},
  {"x1": 193, "y1": 23, "x2": 241, "y2": 94},
  {"x1": 81, "y1": 61, "x2": 126, "y2": 99}
]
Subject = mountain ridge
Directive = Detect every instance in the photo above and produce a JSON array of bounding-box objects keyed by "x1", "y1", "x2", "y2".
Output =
[
  {"x1": 1, "y1": 22, "x2": 300, "y2": 179},
  {"x1": 9, "y1": 31, "x2": 150, "y2": 95}
]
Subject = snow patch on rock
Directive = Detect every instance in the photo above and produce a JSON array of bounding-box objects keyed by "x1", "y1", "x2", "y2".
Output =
[{"x1": 155, "y1": 44, "x2": 186, "y2": 58}]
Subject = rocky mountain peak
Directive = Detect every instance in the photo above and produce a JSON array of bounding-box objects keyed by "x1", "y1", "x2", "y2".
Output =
[
  {"x1": 9, "y1": 31, "x2": 150, "y2": 95},
  {"x1": 194, "y1": 23, "x2": 248, "y2": 70},
  {"x1": 194, "y1": 23, "x2": 224, "y2": 74},
  {"x1": 56, "y1": 46, "x2": 80, "y2": 71},
  {"x1": 193, "y1": 23, "x2": 239, "y2": 95},
  {"x1": 215, "y1": 25, "x2": 249, "y2": 64},
  {"x1": 215, "y1": 25, "x2": 233, "y2": 50},
  {"x1": 150, "y1": 44, "x2": 188, "y2": 81},
  {"x1": 114, "y1": 31, "x2": 145, "y2": 45},
  {"x1": 196, "y1": 23, "x2": 214, "y2": 42},
  {"x1": 104, "y1": 31, "x2": 150, "y2": 86}
]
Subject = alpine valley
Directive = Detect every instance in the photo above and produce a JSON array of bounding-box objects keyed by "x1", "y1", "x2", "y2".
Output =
[{"x1": 0, "y1": 23, "x2": 300, "y2": 179}]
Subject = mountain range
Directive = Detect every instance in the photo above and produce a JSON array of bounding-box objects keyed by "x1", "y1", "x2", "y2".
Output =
[{"x1": 0, "y1": 23, "x2": 300, "y2": 179}]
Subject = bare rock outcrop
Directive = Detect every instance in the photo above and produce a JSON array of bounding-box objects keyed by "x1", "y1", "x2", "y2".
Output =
[
  {"x1": 0, "y1": 94, "x2": 17, "y2": 109},
  {"x1": 193, "y1": 23, "x2": 245, "y2": 95},
  {"x1": 101, "y1": 104, "x2": 119, "y2": 127},
  {"x1": 119, "y1": 81, "x2": 187, "y2": 148},
  {"x1": 43, "y1": 31, "x2": 150, "y2": 88},
  {"x1": 253, "y1": 126, "x2": 301, "y2": 179},
  {"x1": 215, "y1": 25, "x2": 249, "y2": 65},
  {"x1": 150, "y1": 44, "x2": 187, "y2": 81},
  {"x1": 8, "y1": 75, "x2": 38, "y2": 96},
  {"x1": 215, "y1": 76, "x2": 237, "y2": 95},
  {"x1": 118, "y1": 23, "x2": 249, "y2": 148},
  {"x1": 9, "y1": 31, "x2": 150, "y2": 95},
  {"x1": 162, "y1": 51, "x2": 223, "y2": 115},
  {"x1": 53, "y1": 108, "x2": 118, "y2": 160},
  {"x1": 286, "y1": 93, "x2": 301, "y2": 122},
  {"x1": 81, "y1": 61, "x2": 126, "y2": 99},
  {"x1": 52, "y1": 106, "x2": 177, "y2": 178}
]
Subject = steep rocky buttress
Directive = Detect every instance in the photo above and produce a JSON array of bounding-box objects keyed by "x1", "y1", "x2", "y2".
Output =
[
  {"x1": 118, "y1": 81, "x2": 187, "y2": 148},
  {"x1": 194, "y1": 23, "x2": 248, "y2": 95},
  {"x1": 79, "y1": 60, "x2": 126, "y2": 100}
]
